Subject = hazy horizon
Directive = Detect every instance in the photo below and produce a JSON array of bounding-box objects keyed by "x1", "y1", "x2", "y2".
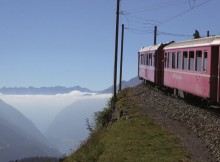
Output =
[
  {"x1": 0, "y1": 90, "x2": 112, "y2": 133},
  {"x1": 1, "y1": 0, "x2": 219, "y2": 90}
]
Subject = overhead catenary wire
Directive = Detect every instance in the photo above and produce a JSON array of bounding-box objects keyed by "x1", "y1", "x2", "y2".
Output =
[
  {"x1": 121, "y1": 0, "x2": 212, "y2": 25},
  {"x1": 121, "y1": 12, "x2": 160, "y2": 23},
  {"x1": 125, "y1": 27, "x2": 153, "y2": 34},
  {"x1": 189, "y1": 0, "x2": 196, "y2": 8},
  {"x1": 120, "y1": 0, "x2": 212, "y2": 38},
  {"x1": 121, "y1": 0, "x2": 188, "y2": 15},
  {"x1": 120, "y1": 11, "x2": 158, "y2": 35},
  {"x1": 121, "y1": 12, "x2": 161, "y2": 26},
  {"x1": 158, "y1": 0, "x2": 211, "y2": 25},
  {"x1": 158, "y1": 31, "x2": 192, "y2": 37}
]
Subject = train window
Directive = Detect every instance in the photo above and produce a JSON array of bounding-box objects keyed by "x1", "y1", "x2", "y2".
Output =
[
  {"x1": 141, "y1": 55, "x2": 144, "y2": 65},
  {"x1": 168, "y1": 52, "x2": 172, "y2": 68},
  {"x1": 147, "y1": 54, "x2": 149, "y2": 65},
  {"x1": 141, "y1": 55, "x2": 143, "y2": 65},
  {"x1": 145, "y1": 54, "x2": 147, "y2": 65},
  {"x1": 177, "y1": 52, "x2": 182, "y2": 69},
  {"x1": 172, "y1": 52, "x2": 176, "y2": 69},
  {"x1": 164, "y1": 53, "x2": 167, "y2": 68},
  {"x1": 139, "y1": 55, "x2": 141, "y2": 64},
  {"x1": 149, "y1": 53, "x2": 153, "y2": 66},
  {"x1": 146, "y1": 53, "x2": 148, "y2": 65},
  {"x1": 196, "y1": 51, "x2": 202, "y2": 71},
  {"x1": 140, "y1": 55, "x2": 143, "y2": 65},
  {"x1": 144, "y1": 55, "x2": 146, "y2": 65},
  {"x1": 183, "y1": 51, "x2": 188, "y2": 70},
  {"x1": 203, "y1": 51, "x2": 208, "y2": 72},
  {"x1": 189, "y1": 51, "x2": 195, "y2": 71},
  {"x1": 153, "y1": 53, "x2": 155, "y2": 66},
  {"x1": 151, "y1": 53, "x2": 153, "y2": 66}
]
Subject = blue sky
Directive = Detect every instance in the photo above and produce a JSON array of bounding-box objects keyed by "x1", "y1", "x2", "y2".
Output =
[{"x1": 0, "y1": 0, "x2": 219, "y2": 90}]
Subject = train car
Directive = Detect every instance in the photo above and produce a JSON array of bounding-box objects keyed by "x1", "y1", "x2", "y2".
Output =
[
  {"x1": 163, "y1": 36, "x2": 220, "y2": 103},
  {"x1": 138, "y1": 43, "x2": 170, "y2": 85}
]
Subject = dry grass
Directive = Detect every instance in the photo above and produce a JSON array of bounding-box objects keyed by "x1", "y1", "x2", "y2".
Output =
[{"x1": 64, "y1": 88, "x2": 188, "y2": 162}]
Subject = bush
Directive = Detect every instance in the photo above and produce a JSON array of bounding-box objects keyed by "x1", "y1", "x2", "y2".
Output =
[{"x1": 94, "y1": 97, "x2": 114, "y2": 130}]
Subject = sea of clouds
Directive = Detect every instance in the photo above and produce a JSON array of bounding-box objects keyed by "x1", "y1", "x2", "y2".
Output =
[{"x1": 0, "y1": 91, "x2": 112, "y2": 134}]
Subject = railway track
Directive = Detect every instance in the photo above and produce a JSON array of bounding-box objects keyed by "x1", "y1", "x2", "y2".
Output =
[{"x1": 134, "y1": 82, "x2": 220, "y2": 161}]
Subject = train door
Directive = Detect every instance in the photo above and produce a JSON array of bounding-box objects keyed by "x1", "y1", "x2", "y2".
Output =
[
  {"x1": 217, "y1": 46, "x2": 220, "y2": 103},
  {"x1": 158, "y1": 42, "x2": 173, "y2": 85},
  {"x1": 210, "y1": 46, "x2": 219, "y2": 102},
  {"x1": 154, "y1": 49, "x2": 162, "y2": 85}
]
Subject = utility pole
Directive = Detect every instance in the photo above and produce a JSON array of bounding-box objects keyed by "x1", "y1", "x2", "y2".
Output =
[
  {"x1": 119, "y1": 24, "x2": 124, "y2": 92},
  {"x1": 154, "y1": 26, "x2": 157, "y2": 45},
  {"x1": 113, "y1": 0, "x2": 120, "y2": 107}
]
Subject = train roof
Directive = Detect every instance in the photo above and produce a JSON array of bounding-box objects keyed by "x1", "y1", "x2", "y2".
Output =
[
  {"x1": 139, "y1": 42, "x2": 172, "y2": 52},
  {"x1": 139, "y1": 44, "x2": 160, "y2": 52},
  {"x1": 164, "y1": 36, "x2": 220, "y2": 50}
]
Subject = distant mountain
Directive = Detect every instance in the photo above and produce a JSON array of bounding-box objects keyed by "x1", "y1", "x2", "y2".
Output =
[
  {"x1": 0, "y1": 77, "x2": 141, "y2": 95},
  {"x1": 101, "y1": 76, "x2": 142, "y2": 93},
  {"x1": 0, "y1": 86, "x2": 93, "y2": 95},
  {"x1": 45, "y1": 97, "x2": 109, "y2": 154},
  {"x1": 0, "y1": 99, "x2": 60, "y2": 162}
]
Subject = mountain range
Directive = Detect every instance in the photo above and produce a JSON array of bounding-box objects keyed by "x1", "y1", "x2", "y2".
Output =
[
  {"x1": 0, "y1": 99, "x2": 60, "y2": 162},
  {"x1": 0, "y1": 76, "x2": 141, "y2": 95},
  {"x1": 0, "y1": 76, "x2": 142, "y2": 159},
  {"x1": 101, "y1": 76, "x2": 142, "y2": 93},
  {"x1": 0, "y1": 86, "x2": 93, "y2": 95}
]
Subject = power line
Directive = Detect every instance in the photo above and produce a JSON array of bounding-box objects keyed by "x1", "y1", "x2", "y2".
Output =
[
  {"x1": 120, "y1": 12, "x2": 159, "y2": 34},
  {"x1": 125, "y1": 27, "x2": 153, "y2": 34},
  {"x1": 120, "y1": 0, "x2": 213, "y2": 41},
  {"x1": 159, "y1": 0, "x2": 211, "y2": 25},
  {"x1": 189, "y1": 0, "x2": 196, "y2": 8},
  {"x1": 121, "y1": 13, "x2": 161, "y2": 33},
  {"x1": 121, "y1": 13, "x2": 161, "y2": 25},
  {"x1": 158, "y1": 31, "x2": 192, "y2": 37},
  {"x1": 121, "y1": 0, "x2": 211, "y2": 28},
  {"x1": 122, "y1": 0, "x2": 188, "y2": 14},
  {"x1": 125, "y1": 27, "x2": 192, "y2": 37}
]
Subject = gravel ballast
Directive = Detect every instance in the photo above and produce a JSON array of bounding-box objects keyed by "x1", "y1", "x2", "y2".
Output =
[{"x1": 134, "y1": 83, "x2": 220, "y2": 162}]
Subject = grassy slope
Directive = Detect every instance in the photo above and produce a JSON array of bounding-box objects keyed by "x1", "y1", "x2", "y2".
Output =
[{"x1": 64, "y1": 88, "x2": 189, "y2": 162}]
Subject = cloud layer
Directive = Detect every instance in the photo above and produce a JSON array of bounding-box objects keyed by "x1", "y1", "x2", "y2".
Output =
[{"x1": 0, "y1": 91, "x2": 112, "y2": 133}]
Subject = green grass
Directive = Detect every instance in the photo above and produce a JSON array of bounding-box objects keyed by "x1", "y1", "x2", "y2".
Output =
[{"x1": 64, "y1": 88, "x2": 188, "y2": 162}]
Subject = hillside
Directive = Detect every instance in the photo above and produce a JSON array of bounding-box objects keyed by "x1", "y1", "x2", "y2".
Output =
[
  {"x1": 63, "y1": 84, "x2": 194, "y2": 162},
  {"x1": 0, "y1": 99, "x2": 60, "y2": 162},
  {"x1": 45, "y1": 97, "x2": 110, "y2": 154}
]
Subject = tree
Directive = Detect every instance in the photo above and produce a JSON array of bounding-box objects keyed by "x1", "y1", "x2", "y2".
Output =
[{"x1": 193, "y1": 30, "x2": 201, "y2": 39}]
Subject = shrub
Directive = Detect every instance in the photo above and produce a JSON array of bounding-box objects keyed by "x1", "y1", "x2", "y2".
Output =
[{"x1": 94, "y1": 97, "x2": 114, "y2": 130}]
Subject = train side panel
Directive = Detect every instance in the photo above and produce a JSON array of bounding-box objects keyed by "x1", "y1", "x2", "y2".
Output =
[
  {"x1": 138, "y1": 36, "x2": 220, "y2": 103},
  {"x1": 138, "y1": 50, "x2": 156, "y2": 83},
  {"x1": 163, "y1": 46, "x2": 213, "y2": 99},
  {"x1": 163, "y1": 69, "x2": 210, "y2": 98},
  {"x1": 138, "y1": 44, "x2": 167, "y2": 85},
  {"x1": 139, "y1": 65, "x2": 155, "y2": 82}
]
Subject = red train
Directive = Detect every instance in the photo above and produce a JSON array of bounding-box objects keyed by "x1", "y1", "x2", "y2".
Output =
[{"x1": 138, "y1": 36, "x2": 220, "y2": 104}]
